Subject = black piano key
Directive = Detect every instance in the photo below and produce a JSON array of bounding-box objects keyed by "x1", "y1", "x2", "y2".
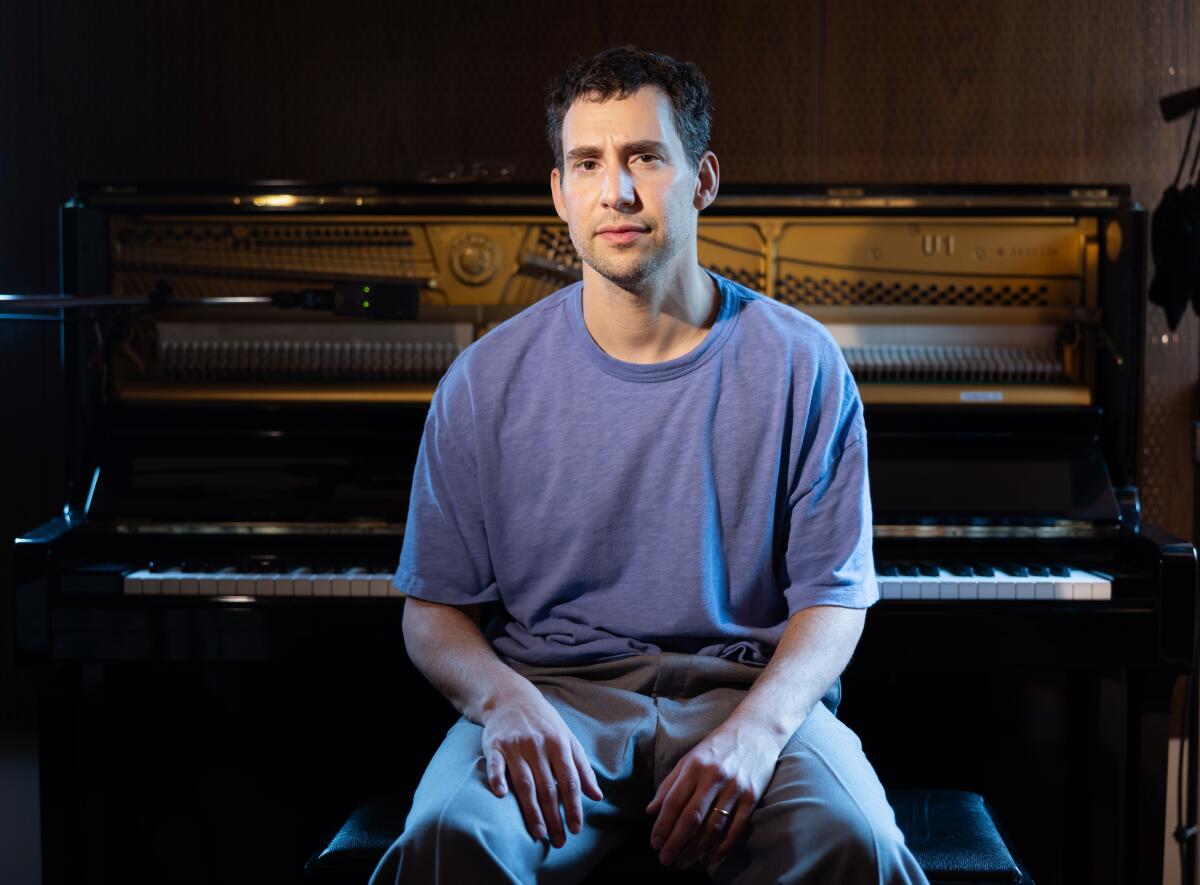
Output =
[
  {"x1": 998, "y1": 563, "x2": 1029, "y2": 577},
  {"x1": 945, "y1": 562, "x2": 973, "y2": 577},
  {"x1": 876, "y1": 561, "x2": 900, "y2": 577},
  {"x1": 1027, "y1": 565, "x2": 1051, "y2": 578},
  {"x1": 972, "y1": 563, "x2": 996, "y2": 577},
  {"x1": 897, "y1": 563, "x2": 920, "y2": 577},
  {"x1": 1049, "y1": 563, "x2": 1072, "y2": 578},
  {"x1": 246, "y1": 559, "x2": 279, "y2": 573},
  {"x1": 917, "y1": 562, "x2": 940, "y2": 577}
]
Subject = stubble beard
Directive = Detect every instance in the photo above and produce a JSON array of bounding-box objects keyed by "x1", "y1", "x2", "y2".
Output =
[{"x1": 570, "y1": 219, "x2": 685, "y2": 293}]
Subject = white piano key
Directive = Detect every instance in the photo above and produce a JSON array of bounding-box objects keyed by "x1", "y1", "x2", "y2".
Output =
[
  {"x1": 160, "y1": 570, "x2": 183, "y2": 596},
  {"x1": 369, "y1": 575, "x2": 394, "y2": 597},
  {"x1": 236, "y1": 575, "x2": 257, "y2": 596},
  {"x1": 901, "y1": 581, "x2": 921, "y2": 600},
  {"x1": 256, "y1": 574, "x2": 279, "y2": 597},
  {"x1": 878, "y1": 577, "x2": 902, "y2": 599},
  {"x1": 196, "y1": 572, "x2": 220, "y2": 595},
  {"x1": 919, "y1": 579, "x2": 941, "y2": 600},
  {"x1": 936, "y1": 570, "x2": 960, "y2": 600},
  {"x1": 215, "y1": 567, "x2": 239, "y2": 596},
  {"x1": 124, "y1": 569, "x2": 148, "y2": 594},
  {"x1": 291, "y1": 569, "x2": 314, "y2": 597},
  {"x1": 345, "y1": 567, "x2": 370, "y2": 598},
  {"x1": 274, "y1": 573, "x2": 295, "y2": 596}
]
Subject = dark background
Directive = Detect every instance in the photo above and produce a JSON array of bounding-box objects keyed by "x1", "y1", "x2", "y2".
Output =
[{"x1": 2, "y1": 1, "x2": 1199, "y2": 882}]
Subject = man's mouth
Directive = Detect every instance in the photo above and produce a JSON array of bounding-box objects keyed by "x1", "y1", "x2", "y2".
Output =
[{"x1": 596, "y1": 225, "x2": 649, "y2": 245}]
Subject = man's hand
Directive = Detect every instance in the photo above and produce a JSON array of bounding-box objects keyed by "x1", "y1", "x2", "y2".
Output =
[
  {"x1": 645, "y1": 716, "x2": 784, "y2": 867},
  {"x1": 481, "y1": 682, "x2": 604, "y2": 848}
]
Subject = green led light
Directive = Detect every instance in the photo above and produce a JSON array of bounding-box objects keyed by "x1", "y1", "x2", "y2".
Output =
[
  {"x1": 362, "y1": 300, "x2": 371, "y2": 308},
  {"x1": 363, "y1": 285, "x2": 371, "y2": 294}
]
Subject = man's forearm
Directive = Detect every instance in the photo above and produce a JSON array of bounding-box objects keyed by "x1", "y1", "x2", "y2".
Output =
[
  {"x1": 725, "y1": 604, "x2": 866, "y2": 752},
  {"x1": 402, "y1": 597, "x2": 535, "y2": 723}
]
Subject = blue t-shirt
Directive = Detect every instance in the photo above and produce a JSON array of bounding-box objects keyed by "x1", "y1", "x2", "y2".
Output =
[{"x1": 395, "y1": 272, "x2": 877, "y2": 666}]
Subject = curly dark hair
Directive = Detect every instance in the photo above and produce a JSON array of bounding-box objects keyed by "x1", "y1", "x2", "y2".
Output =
[{"x1": 545, "y1": 46, "x2": 712, "y2": 173}]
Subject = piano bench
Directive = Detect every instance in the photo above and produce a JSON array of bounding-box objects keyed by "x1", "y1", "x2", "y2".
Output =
[{"x1": 305, "y1": 788, "x2": 1032, "y2": 884}]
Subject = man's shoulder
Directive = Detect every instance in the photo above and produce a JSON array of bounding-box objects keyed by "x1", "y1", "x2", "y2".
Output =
[
  {"x1": 446, "y1": 284, "x2": 576, "y2": 373},
  {"x1": 723, "y1": 277, "x2": 844, "y2": 364},
  {"x1": 434, "y1": 282, "x2": 577, "y2": 404}
]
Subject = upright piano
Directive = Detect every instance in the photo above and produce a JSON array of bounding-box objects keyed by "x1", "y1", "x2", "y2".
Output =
[{"x1": 13, "y1": 182, "x2": 1196, "y2": 885}]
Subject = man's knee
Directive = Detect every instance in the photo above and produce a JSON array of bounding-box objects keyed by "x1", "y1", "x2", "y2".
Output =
[
  {"x1": 721, "y1": 800, "x2": 916, "y2": 884},
  {"x1": 807, "y1": 805, "x2": 918, "y2": 883},
  {"x1": 399, "y1": 791, "x2": 523, "y2": 860}
]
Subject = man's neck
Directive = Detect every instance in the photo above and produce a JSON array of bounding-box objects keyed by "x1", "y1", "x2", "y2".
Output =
[{"x1": 580, "y1": 263, "x2": 719, "y2": 364}]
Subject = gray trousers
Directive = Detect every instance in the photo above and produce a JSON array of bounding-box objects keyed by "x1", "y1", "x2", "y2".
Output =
[{"x1": 372, "y1": 653, "x2": 928, "y2": 885}]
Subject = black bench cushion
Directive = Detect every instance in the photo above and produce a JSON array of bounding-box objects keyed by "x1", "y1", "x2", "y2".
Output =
[
  {"x1": 308, "y1": 789, "x2": 1028, "y2": 883},
  {"x1": 889, "y1": 790, "x2": 1024, "y2": 882}
]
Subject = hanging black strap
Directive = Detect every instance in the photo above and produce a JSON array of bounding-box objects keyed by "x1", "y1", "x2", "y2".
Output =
[{"x1": 1175, "y1": 106, "x2": 1199, "y2": 188}]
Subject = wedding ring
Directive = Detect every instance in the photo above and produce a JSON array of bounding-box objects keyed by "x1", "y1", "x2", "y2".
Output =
[{"x1": 711, "y1": 807, "x2": 731, "y2": 817}]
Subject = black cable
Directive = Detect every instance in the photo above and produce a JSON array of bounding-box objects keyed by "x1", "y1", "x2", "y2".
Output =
[
  {"x1": 1176, "y1": 107, "x2": 1199, "y2": 189},
  {"x1": 1189, "y1": 118, "x2": 1200, "y2": 184}
]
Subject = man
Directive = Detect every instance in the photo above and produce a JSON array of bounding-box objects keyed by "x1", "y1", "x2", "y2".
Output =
[{"x1": 373, "y1": 46, "x2": 927, "y2": 884}]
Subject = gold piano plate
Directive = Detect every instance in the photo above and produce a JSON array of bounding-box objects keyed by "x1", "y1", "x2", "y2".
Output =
[
  {"x1": 119, "y1": 381, "x2": 438, "y2": 404},
  {"x1": 101, "y1": 197, "x2": 1112, "y2": 406},
  {"x1": 858, "y1": 383, "x2": 1091, "y2": 406}
]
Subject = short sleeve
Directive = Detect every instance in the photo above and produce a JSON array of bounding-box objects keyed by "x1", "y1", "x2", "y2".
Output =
[
  {"x1": 779, "y1": 375, "x2": 878, "y2": 614},
  {"x1": 394, "y1": 371, "x2": 500, "y2": 605}
]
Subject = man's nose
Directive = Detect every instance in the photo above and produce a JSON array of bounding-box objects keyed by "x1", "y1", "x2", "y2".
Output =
[{"x1": 599, "y1": 163, "x2": 635, "y2": 211}]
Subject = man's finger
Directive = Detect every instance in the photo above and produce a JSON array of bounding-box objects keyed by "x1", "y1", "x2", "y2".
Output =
[
  {"x1": 485, "y1": 747, "x2": 508, "y2": 797},
  {"x1": 645, "y1": 765, "x2": 680, "y2": 815},
  {"x1": 687, "y1": 783, "x2": 738, "y2": 864},
  {"x1": 531, "y1": 754, "x2": 566, "y2": 848},
  {"x1": 549, "y1": 746, "x2": 584, "y2": 835},
  {"x1": 570, "y1": 736, "x2": 604, "y2": 802},
  {"x1": 712, "y1": 791, "x2": 756, "y2": 864},
  {"x1": 649, "y1": 767, "x2": 691, "y2": 849},
  {"x1": 658, "y1": 780, "x2": 722, "y2": 866},
  {"x1": 509, "y1": 757, "x2": 548, "y2": 842}
]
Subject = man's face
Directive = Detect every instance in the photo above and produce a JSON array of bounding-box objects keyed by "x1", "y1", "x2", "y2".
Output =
[{"x1": 551, "y1": 86, "x2": 708, "y2": 290}]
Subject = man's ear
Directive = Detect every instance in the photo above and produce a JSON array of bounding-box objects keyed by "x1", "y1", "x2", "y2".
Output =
[
  {"x1": 550, "y1": 166, "x2": 569, "y2": 222},
  {"x1": 693, "y1": 151, "x2": 720, "y2": 211}
]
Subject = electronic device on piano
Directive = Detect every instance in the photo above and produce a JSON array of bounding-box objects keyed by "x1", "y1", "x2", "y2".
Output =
[{"x1": 11, "y1": 182, "x2": 1197, "y2": 885}]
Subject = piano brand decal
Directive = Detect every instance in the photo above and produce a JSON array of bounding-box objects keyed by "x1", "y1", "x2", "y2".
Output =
[{"x1": 960, "y1": 391, "x2": 1004, "y2": 402}]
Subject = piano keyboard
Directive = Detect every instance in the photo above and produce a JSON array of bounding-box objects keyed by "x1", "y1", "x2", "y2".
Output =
[
  {"x1": 123, "y1": 563, "x2": 399, "y2": 598},
  {"x1": 875, "y1": 562, "x2": 1112, "y2": 601},
  {"x1": 121, "y1": 560, "x2": 1111, "y2": 602}
]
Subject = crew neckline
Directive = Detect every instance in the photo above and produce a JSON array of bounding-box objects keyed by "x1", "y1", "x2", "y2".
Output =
[{"x1": 566, "y1": 271, "x2": 742, "y2": 383}]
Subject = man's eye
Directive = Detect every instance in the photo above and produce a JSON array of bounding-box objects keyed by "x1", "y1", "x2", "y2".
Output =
[
  {"x1": 635, "y1": 154, "x2": 660, "y2": 164},
  {"x1": 576, "y1": 160, "x2": 598, "y2": 171}
]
